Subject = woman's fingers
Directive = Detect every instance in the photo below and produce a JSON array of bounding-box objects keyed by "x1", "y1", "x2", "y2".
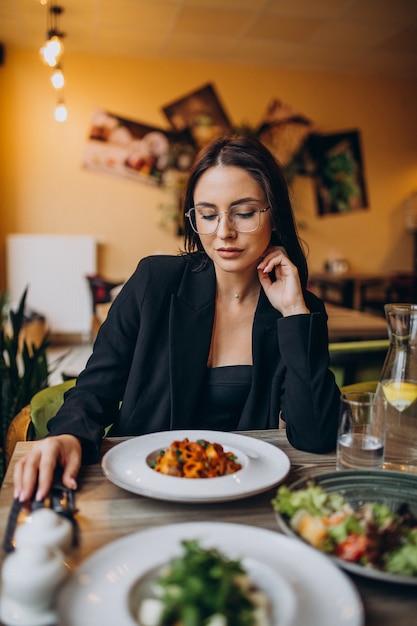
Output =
[
  {"x1": 13, "y1": 451, "x2": 41, "y2": 502},
  {"x1": 35, "y1": 445, "x2": 63, "y2": 501},
  {"x1": 257, "y1": 246, "x2": 288, "y2": 273},
  {"x1": 60, "y1": 437, "x2": 82, "y2": 491},
  {"x1": 258, "y1": 248, "x2": 297, "y2": 281},
  {"x1": 13, "y1": 435, "x2": 81, "y2": 502},
  {"x1": 257, "y1": 247, "x2": 309, "y2": 316}
]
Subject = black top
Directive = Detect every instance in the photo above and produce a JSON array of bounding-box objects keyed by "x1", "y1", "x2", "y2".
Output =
[
  {"x1": 199, "y1": 365, "x2": 253, "y2": 430},
  {"x1": 48, "y1": 254, "x2": 340, "y2": 463}
]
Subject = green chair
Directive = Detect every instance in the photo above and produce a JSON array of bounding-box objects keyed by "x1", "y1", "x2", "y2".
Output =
[
  {"x1": 29, "y1": 379, "x2": 76, "y2": 440},
  {"x1": 5, "y1": 378, "x2": 114, "y2": 468},
  {"x1": 4, "y1": 379, "x2": 76, "y2": 468},
  {"x1": 340, "y1": 381, "x2": 378, "y2": 394},
  {"x1": 329, "y1": 339, "x2": 389, "y2": 387}
]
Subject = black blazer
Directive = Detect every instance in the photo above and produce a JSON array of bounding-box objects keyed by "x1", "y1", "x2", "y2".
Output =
[{"x1": 48, "y1": 255, "x2": 340, "y2": 462}]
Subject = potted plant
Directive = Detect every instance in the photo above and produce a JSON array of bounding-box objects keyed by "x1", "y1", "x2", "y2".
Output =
[{"x1": 0, "y1": 288, "x2": 50, "y2": 483}]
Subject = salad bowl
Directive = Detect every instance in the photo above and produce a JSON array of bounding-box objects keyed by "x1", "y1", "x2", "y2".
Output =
[{"x1": 273, "y1": 469, "x2": 417, "y2": 585}]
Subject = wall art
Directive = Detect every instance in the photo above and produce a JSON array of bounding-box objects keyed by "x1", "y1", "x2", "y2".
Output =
[
  {"x1": 82, "y1": 109, "x2": 195, "y2": 186},
  {"x1": 307, "y1": 129, "x2": 368, "y2": 216},
  {"x1": 162, "y1": 83, "x2": 232, "y2": 148}
]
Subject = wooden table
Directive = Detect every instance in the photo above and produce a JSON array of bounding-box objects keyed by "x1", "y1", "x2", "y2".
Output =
[
  {"x1": 1, "y1": 433, "x2": 416, "y2": 626},
  {"x1": 310, "y1": 272, "x2": 388, "y2": 311},
  {"x1": 325, "y1": 302, "x2": 388, "y2": 341}
]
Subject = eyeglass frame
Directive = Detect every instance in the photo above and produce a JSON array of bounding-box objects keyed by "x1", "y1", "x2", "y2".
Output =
[{"x1": 185, "y1": 204, "x2": 270, "y2": 235}]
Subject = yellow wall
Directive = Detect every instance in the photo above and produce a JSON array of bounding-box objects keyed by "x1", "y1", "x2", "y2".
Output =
[{"x1": 1, "y1": 47, "x2": 417, "y2": 289}]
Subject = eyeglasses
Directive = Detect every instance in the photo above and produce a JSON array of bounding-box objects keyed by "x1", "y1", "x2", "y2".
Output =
[{"x1": 185, "y1": 204, "x2": 270, "y2": 235}]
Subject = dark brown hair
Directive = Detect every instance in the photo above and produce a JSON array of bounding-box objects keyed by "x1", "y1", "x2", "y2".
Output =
[{"x1": 182, "y1": 135, "x2": 308, "y2": 288}]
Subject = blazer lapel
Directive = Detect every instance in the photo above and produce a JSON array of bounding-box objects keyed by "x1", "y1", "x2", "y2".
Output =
[
  {"x1": 238, "y1": 290, "x2": 281, "y2": 430},
  {"x1": 168, "y1": 262, "x2": 216, "y2": 428},
  {"x1": 168, "y1": 262, "x2": 282, "y2": 430}
]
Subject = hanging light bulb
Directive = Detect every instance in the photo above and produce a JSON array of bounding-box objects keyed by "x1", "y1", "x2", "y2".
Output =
[
  {"x1": 39, "y1": 3, "x2": 65, "y2": 67},
  {"x1": 50, "y1": 66, "x2": 64, "y2": 89},
  {"x1": 54, "y1": 101, "x2": 67, "y2": 122},
  {"x1": 39, "y1": 3, "x2": 68, "y2": 120},
  {"x1": 40, "y1": 34, "x2": 64, "y2": 67}
]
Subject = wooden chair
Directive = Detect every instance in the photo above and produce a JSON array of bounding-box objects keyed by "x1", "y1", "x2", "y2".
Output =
[
  {"x1": 4, "y1": 405, "x2": 32, "y2": 469},
  {"x1": 86, "y1": 274, "x2": 124, "y2": 313},
  {"x1": 360, "y1": 272, "x2": 417, "y2": 316},
  {"x1": 4, "y1": 379, "x2": 113, "y2": 471},
  {"x1": 387, "y1": 272, "x2": 417, "y2": 303},
  {"x1": 4, "y1": 379, "x2": 76, "y2": 469}
]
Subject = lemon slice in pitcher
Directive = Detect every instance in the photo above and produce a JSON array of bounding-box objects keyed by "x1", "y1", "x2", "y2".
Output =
[{"x1": 382, "y1": 381, "x2": 417, "y2": 411}]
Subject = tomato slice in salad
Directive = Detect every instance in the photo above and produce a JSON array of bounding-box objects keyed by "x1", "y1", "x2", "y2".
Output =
[
  {"x1": 272, "y1": 483, "x2": 417, "y2": 577},
  {"x1": 335, "y1": 534, "x2": 368, "y2": 562}
]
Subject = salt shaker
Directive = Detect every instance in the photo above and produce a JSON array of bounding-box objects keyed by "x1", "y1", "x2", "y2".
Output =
[
  {"x1": 0, "y1": 543, "x2": 68, "y2": 626},
  {"x1": 14, "y1": 508, "x2": 74, "y2": 553}
]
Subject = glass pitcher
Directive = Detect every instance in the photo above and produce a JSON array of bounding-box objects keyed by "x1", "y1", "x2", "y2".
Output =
[{"x1": 376, "y1": 303, "x2": 417, "y2": 473}]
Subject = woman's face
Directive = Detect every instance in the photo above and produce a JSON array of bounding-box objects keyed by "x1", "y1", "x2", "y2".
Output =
[{"x1": 192, "y1": 165, "x2": 273, "y2": 275}]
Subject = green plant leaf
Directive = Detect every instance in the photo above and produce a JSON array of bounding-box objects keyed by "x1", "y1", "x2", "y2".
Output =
[{"x1": 0, "y1": 289, "x2": 50, "y2": 456}]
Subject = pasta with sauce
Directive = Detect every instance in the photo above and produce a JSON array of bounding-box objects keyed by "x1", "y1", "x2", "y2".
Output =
[{"x1": 150, "y1": 438, "x2": 242, "y2": 478}]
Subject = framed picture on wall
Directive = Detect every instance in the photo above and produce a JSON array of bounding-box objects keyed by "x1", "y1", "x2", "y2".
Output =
[
  {"x1": 162, "y1": 83, "x2": 233, "y2": 148},
  {"x1": 307, "y1": 129, "x2": 368, "y2": 216},
  {"x1": 82, "y1": 109, "x2": 196, "y2": 186}
]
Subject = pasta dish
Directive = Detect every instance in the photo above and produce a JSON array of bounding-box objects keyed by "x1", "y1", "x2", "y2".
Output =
[{"x1": 150, "y1": 438, "x2": 242, "y2": 478}]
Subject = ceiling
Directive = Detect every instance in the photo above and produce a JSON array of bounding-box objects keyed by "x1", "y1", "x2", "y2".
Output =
[{"x1": 1, "y1": 0, "x2": 417, "y2": 80}]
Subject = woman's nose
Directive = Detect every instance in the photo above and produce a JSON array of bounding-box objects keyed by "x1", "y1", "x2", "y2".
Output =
[{"x1": 216, "y1": 212, "x2": 235, "y2": 237}]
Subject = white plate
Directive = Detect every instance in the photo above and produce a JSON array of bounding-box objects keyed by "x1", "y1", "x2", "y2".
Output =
[
  {"x1": 130, "y1": 555, "x2": 297, "y2": 626},
  {"x1": 101, "y1": 430, "x2": 290, "y2": 502},
  {"x1": 56, "y1": 522, "x2": 364, "y2": 626}
]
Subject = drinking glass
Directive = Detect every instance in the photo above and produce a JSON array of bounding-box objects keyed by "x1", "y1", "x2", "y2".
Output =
[{"x1": 337, "y1": 391, "x2": 385, "y2": 470}]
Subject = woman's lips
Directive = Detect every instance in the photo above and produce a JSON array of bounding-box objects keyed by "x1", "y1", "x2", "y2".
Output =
[{"x1": 216, "y1": 247, "x2": 243, "y2": 259}]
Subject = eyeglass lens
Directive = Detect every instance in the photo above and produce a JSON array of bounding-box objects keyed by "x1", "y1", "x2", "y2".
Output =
[{"x1": 189, "y1": 205, "x2": 262, "y2": 234}]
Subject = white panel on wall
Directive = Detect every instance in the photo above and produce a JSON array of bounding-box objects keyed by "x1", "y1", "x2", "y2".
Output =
[{"x1": 6, "y1": 234, "x2": 97, "y2": 336}]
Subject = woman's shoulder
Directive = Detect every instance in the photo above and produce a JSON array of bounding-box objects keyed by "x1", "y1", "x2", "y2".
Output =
[
  {"x1": 138, "y1": 253, "x2": 203, "y2": 276},
  {"x1": 139, "y1": 253, "x2": 187, "y2": 269},
  {"x1": 136, "y1": 252, "x2": 209, "y2": 274},
  {"x1": 131, "y1": 253, "x2": 210, "y2": 286},
  {"x1": 112, "y1": 255, "x2": 194, "y2": 310}
]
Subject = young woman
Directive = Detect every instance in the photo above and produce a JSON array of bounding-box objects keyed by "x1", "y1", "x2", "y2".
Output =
[{"x1": 14, "y1": 135, "x2": 340, "y2": 502}]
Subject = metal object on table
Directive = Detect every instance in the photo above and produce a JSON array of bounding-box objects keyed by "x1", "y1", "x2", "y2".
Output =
[{"x1": 2, "y1": 476, "x2": 78, "y2": 553}]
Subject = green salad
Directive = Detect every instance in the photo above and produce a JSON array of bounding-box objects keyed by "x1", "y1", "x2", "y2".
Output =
[
  {"x1": 272, "y1": 483, "x2": 417, "y2": 577},
  {"x1": 136, "y1": 539, "x2": 271, "y2": 626}
]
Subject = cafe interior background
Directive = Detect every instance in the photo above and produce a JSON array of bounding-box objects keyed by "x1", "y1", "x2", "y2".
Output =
[{"x1": 0, "y1": 0, "x2": 416, "y2": 335}]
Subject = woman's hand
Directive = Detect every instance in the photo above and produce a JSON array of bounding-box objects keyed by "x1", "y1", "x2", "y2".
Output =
[
  {"x1": 13, "y1": 435, "x2": 82, "y2": 503},
  {"x1": 257, "y1": 246, "x2": 310, "y2": 316}
]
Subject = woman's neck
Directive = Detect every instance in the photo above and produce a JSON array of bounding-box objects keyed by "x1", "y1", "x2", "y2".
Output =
[{"x1": 215, "y1": 275, "x2": 261, "y2": 305}]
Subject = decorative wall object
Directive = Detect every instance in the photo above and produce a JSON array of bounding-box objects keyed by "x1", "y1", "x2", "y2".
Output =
[
  {"x1": 83, "y1": 84, "x2": 368, "y2": 230},
  {"x1": 256, "y1": 99, "x2": 314, "y2": 174},
  {"x1": 82, "y1": 109, "x2": 195, "y2": 186},
  {"x1": 307, "y1": 130, "x2": 368, "y2": 216},
  {"x1": 162, "y1": 83, "x2": 232, "y2": 148}
]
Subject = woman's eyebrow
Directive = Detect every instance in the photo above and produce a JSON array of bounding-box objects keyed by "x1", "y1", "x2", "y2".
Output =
[
  {"x1": 194, "y1": 201, "x2": 216, "y2": 208},
  {"x1": 230, "y1": 197, "x2": 263, "y2": 205},
  {"x1": 194, "y1": 197, "x2": 262, "y2": 209}
]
